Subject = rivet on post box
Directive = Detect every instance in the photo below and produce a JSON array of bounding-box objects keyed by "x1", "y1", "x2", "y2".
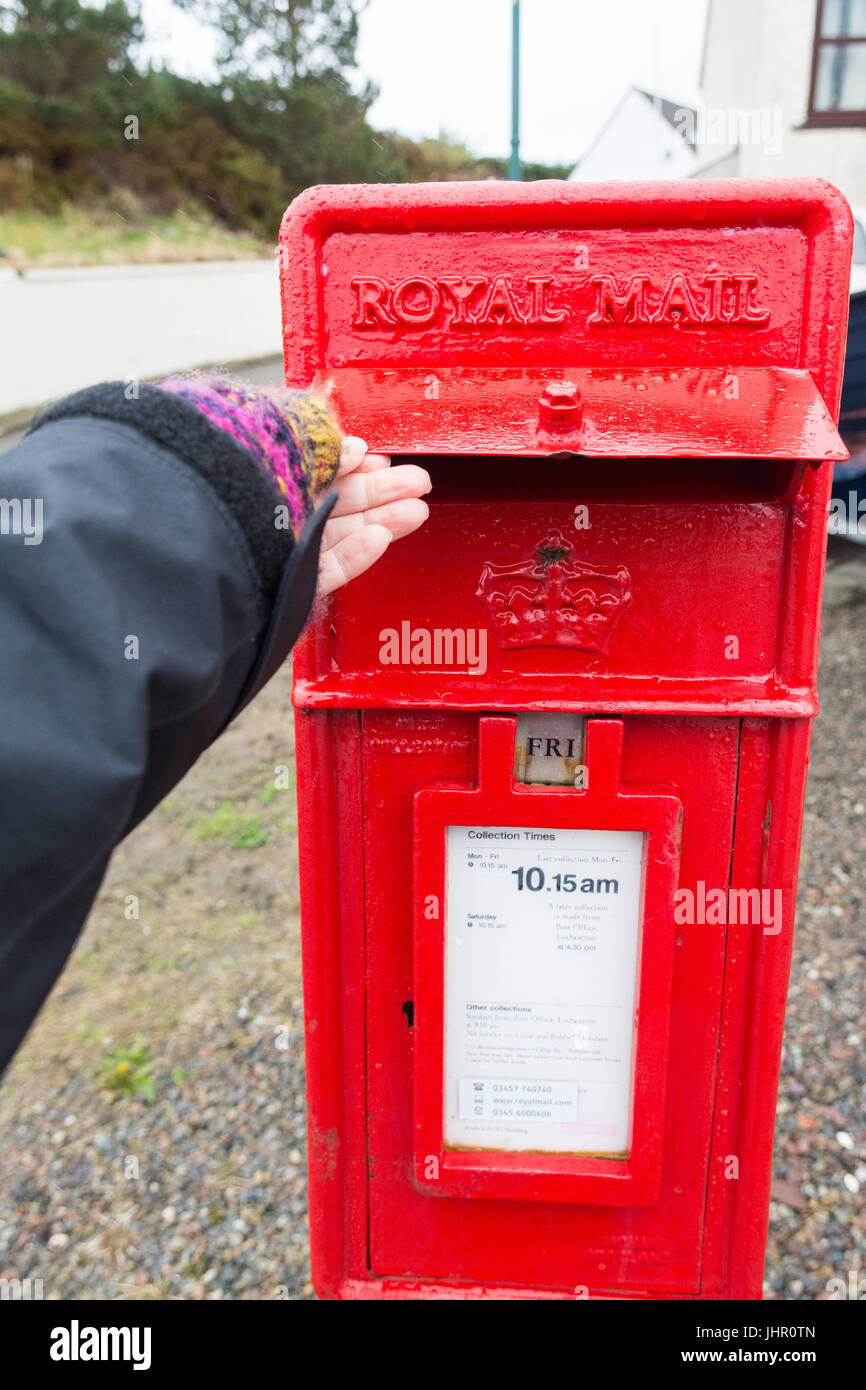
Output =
[{"x1": 280, "y1": 179, "x2": 852, "y2": 1300}]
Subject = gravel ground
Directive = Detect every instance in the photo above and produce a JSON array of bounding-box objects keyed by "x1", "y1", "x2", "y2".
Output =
[
  {"x1": 0, "y1": 546, "x2": 864, "y2": 1302},
  {"x1": 0, "y1": 1028, "x2": 312, "y2": 1300},
  {"x1": 764, "y1": 539, "x2": 866, "y2": 1300}
]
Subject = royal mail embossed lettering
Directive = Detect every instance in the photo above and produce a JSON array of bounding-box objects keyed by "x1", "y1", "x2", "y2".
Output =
[
  {"x1": 350, "y1": 270, "x2": 770, "y2": 333},
  {"x1": 588, "y1": 272, "x2": 770, "y2": 327},
  {"x1": 352, "y1": 275, "x2": 566, "y2": 330}
]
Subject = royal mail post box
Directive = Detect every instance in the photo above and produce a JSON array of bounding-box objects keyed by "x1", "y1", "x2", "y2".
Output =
[{"x1": 280, "y1": 179, "x2": 852, "y2": 1300}]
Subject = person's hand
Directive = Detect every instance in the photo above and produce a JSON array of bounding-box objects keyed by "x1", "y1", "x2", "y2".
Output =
[{"x1": 316, "y1": 436, "x2": 431, "y2": 596}]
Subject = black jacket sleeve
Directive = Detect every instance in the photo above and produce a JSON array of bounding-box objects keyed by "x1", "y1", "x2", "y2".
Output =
[{"x1": 0, "y1": 383, "x2": 335, "y2": 1075}]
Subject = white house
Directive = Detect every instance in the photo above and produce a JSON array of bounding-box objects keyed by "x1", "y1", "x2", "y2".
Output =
[
  {"x1": 696, "y1": 0, "x2": 866, "y2": 208},
  {"x1": 569, "y1": 86, "x2": 699, "y2": 183}
]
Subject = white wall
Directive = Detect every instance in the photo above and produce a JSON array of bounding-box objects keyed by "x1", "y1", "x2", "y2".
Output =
[
  {"x1": 699, "y1": 0, "x2": 866, "y2": 207},
  {"x1": 0, "y1": 261, "x2": 280, "y2": 417}
]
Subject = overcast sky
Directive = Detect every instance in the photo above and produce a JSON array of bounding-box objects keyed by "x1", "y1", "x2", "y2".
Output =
[{"x1": 138, "y1": 0, "x2": 709, "y2": 168}]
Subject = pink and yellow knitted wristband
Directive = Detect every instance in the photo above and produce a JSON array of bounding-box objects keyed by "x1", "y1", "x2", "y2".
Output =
[{"x1": 160, "y1": 374, "x2": 343, "y2": 540}]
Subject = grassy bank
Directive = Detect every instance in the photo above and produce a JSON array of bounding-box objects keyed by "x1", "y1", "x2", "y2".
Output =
[{"x1": 0, "y1": 203, "x2": 272, "y2": 270}]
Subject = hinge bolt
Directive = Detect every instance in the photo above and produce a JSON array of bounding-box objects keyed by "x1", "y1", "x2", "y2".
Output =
[{"x1": 539, "y1": 380, "x2": 581, "y2": 431}]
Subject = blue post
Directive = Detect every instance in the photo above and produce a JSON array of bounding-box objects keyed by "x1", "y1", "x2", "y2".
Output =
[{"x1": 509, "y1": 0, "x2": 522, "y2": 181}]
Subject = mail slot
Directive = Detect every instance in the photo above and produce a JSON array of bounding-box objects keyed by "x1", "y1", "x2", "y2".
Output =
[{"x1": 281, "y1": 179, "x2": 852, "y2": 1300}]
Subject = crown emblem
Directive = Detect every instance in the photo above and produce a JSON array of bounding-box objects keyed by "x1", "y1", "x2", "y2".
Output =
[{"x1": 476, "y1": 531, "x2": 632, "y2": 653}]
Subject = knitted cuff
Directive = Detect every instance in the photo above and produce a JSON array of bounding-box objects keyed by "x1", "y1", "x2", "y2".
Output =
[
  {"x1": 27, "y1": 381, "x2": 336, "y2": 605},
  {"x1": 160, "y1": 374, "x2": 342, "y2": 539}
]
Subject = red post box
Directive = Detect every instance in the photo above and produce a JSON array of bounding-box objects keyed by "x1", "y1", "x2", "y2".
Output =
[{"x1": 280, "y1": 179, "x2": 852, "y2": 1300}]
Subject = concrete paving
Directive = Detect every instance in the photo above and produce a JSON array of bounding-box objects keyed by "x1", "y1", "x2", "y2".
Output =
[{"x1": 0, "y1": 260, "x2": 282, "y2": 418}]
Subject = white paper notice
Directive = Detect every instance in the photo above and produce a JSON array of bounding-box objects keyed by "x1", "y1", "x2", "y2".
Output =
[{"x1": 444, "y1": 824, "x2": 644, "y2": 1154}]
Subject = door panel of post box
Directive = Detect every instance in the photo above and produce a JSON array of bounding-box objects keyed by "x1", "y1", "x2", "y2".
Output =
[
  {"x1": 329, "y1": 473, "x2": 788, "y2": 702},
  {"x1": 362, "y1": 711, "x2": 740, "y2": 1295}
]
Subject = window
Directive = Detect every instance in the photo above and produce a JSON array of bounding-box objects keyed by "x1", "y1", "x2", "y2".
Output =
[{"x1": 808, "y1": 0, "x2": 866, "y2": 124}]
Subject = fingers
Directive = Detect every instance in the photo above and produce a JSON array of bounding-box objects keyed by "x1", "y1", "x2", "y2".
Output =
[
  {"x1": 330, "y1": 462, "x2": 431, "y2": 518},
  {"x1": 317, "y1": 523, "x2": 392, "y2": 597},
  {"x1": 337, "y1": 436, "x2": 391, "y2": 477},
  {"x1": 321, "y1": 497, "x2": 429, "y2": 551},
  {"x1": 318, "y1": 436, "x2": 432, "y2": 595}
]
